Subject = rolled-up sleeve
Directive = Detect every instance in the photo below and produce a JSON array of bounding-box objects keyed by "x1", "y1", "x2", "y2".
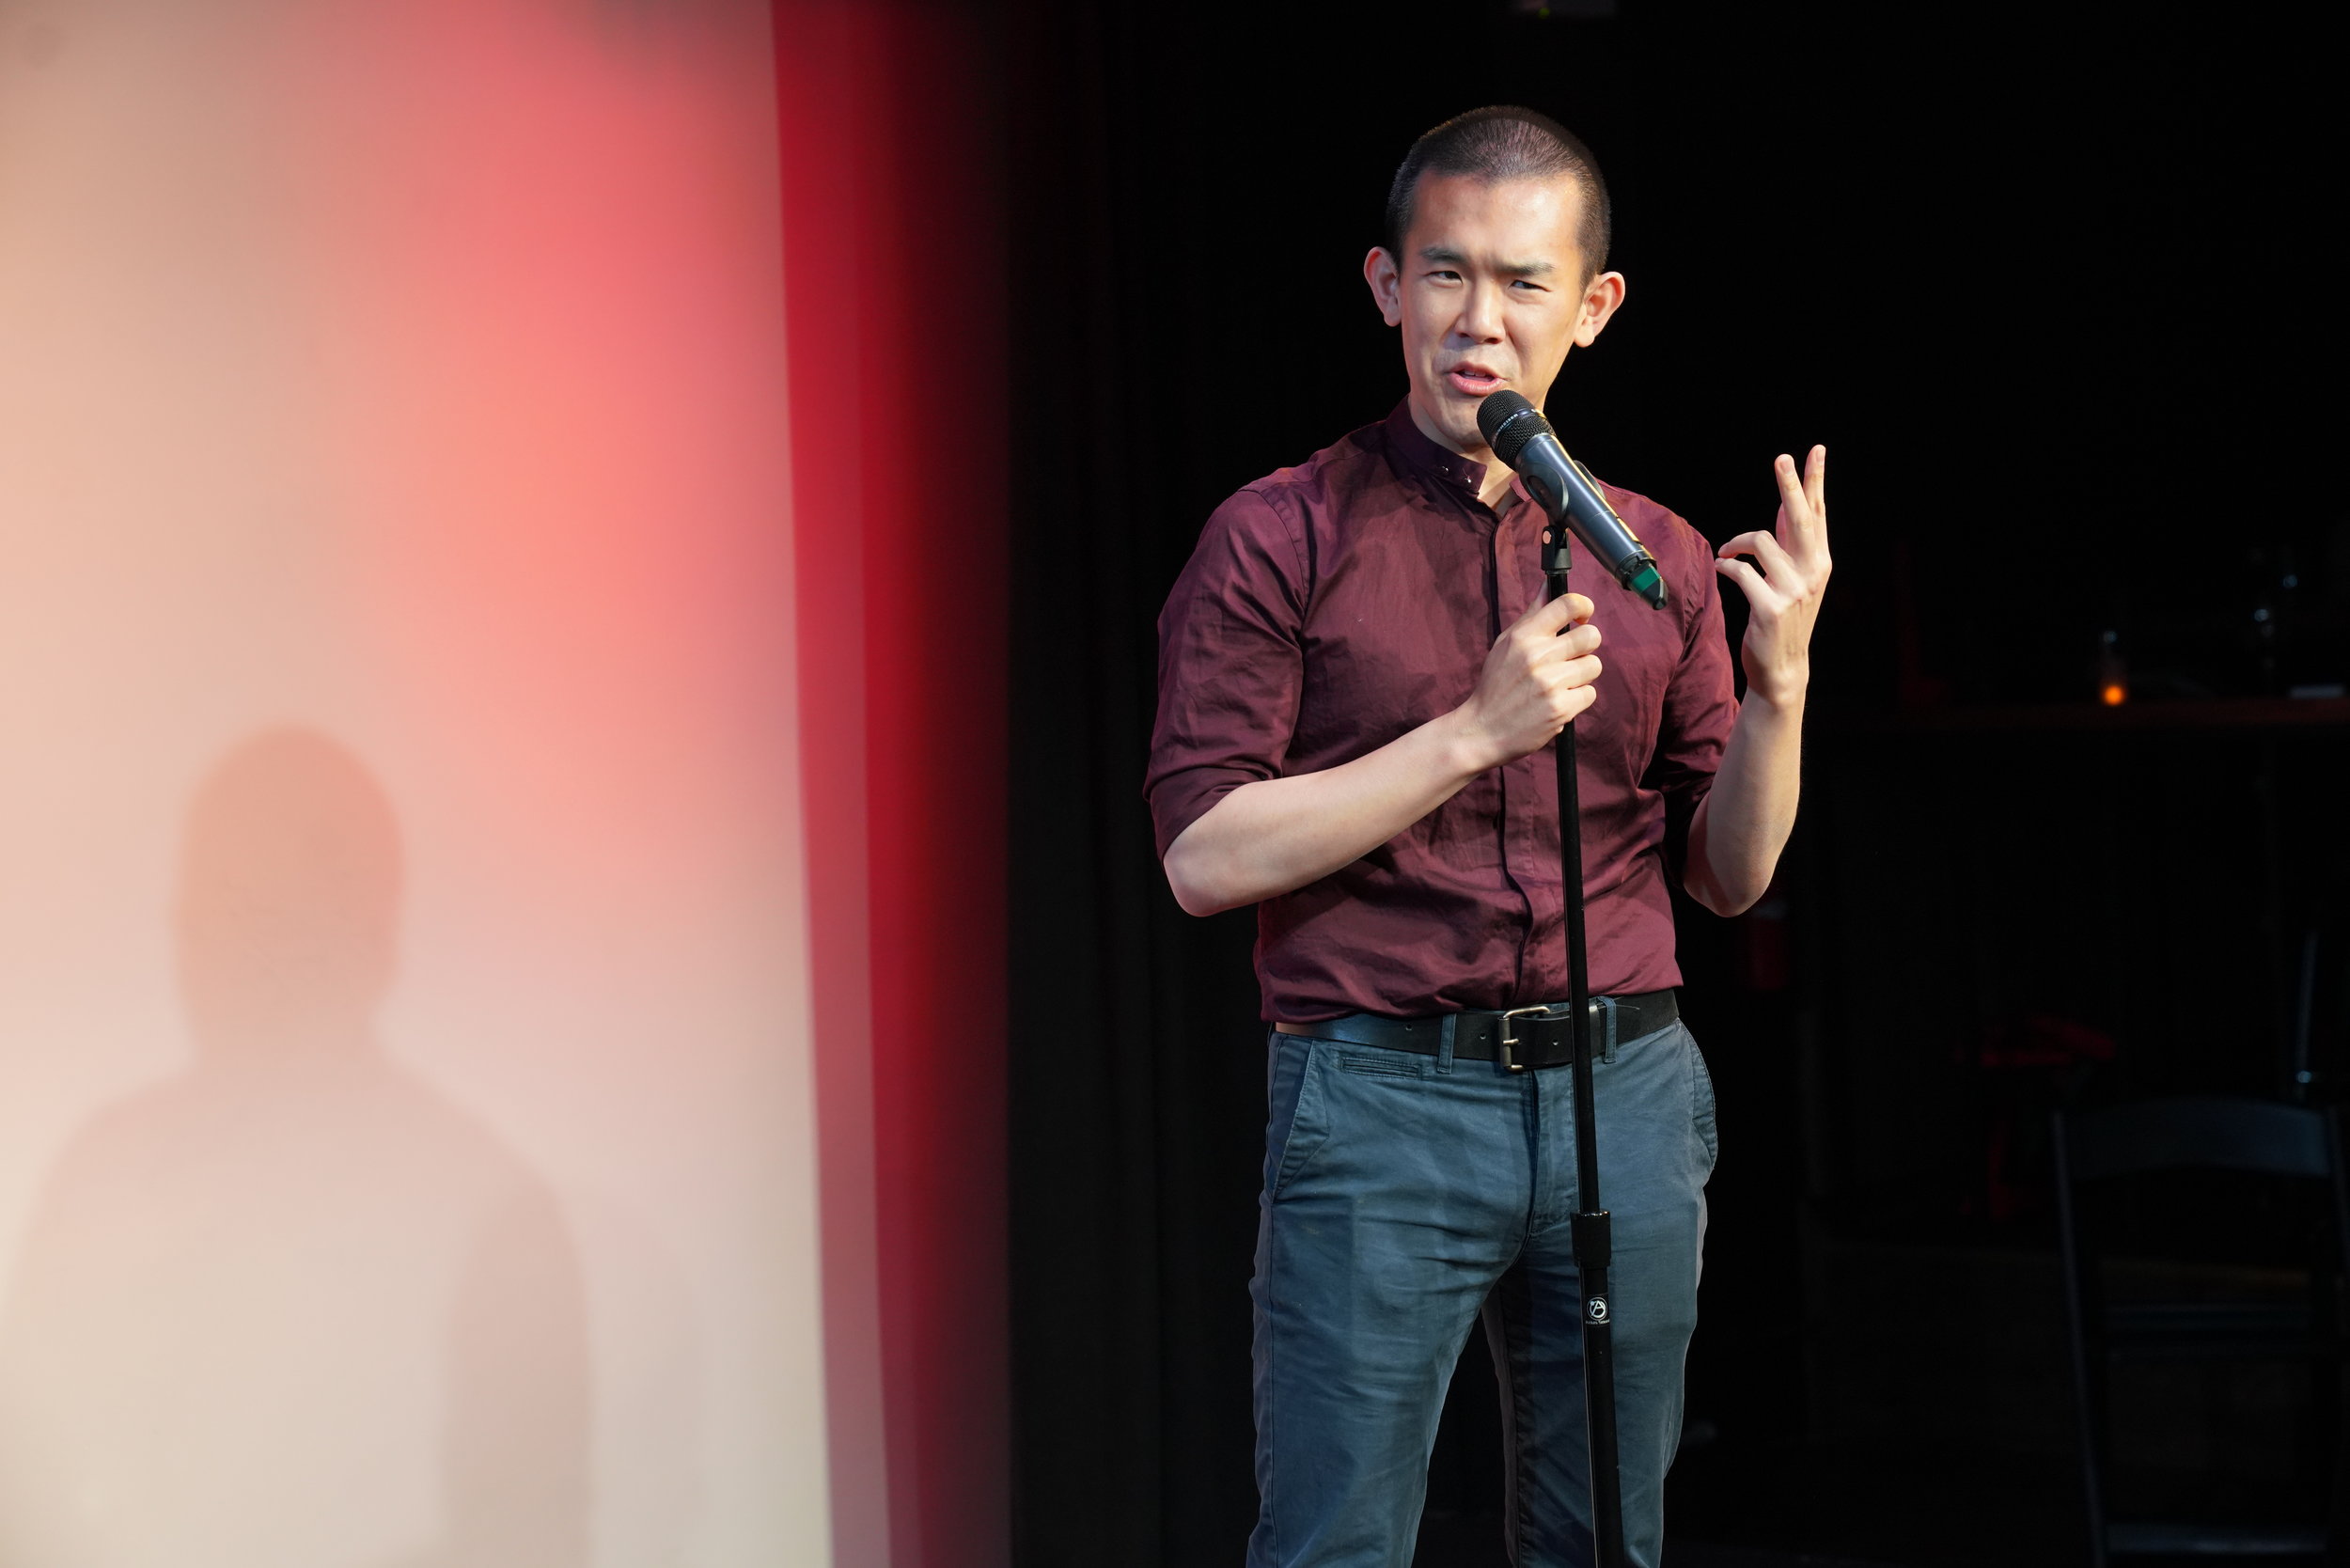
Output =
[
  {"x1": 1641, "y1": 516, "x2": 1738, "y2": 878},
  {"x1": 1144, "y1": 488, "x2": 1308, "y2": 859}
]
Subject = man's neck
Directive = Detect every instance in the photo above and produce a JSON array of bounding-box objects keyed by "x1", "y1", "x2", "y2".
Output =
[{"x1": 1472, "y1": 463, "x2": 1516, "y2": 511}]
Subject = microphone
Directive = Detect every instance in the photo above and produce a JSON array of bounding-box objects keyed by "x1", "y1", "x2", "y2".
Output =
[{"x1": 1476, "y1": 390, "x2": 1668, "y2": 611}]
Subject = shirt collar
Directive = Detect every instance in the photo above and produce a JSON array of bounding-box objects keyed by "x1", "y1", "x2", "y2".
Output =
[{"x1": 1384, "y1": 399, "x2": 1524, "y2": 519}]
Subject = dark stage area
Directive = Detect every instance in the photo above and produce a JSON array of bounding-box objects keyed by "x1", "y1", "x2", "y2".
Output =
[{"x1": 1001, "y1": 4, "x2": 2345, "y2": 1564}]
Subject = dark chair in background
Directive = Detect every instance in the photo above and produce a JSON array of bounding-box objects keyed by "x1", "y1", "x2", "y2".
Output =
[{"x1": 2055, "y1": 1097, "x2": 2350, "y2": 1564}]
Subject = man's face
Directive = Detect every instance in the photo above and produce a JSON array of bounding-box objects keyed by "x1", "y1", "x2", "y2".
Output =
[{"x1": 1364, "y1": 172, "x2": 1625, "y2": 461}]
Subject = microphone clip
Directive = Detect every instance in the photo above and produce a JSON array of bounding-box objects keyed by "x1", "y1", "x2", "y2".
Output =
[{"x1": 1541, "y1": 524, "x2": 1574, "y2": 580}]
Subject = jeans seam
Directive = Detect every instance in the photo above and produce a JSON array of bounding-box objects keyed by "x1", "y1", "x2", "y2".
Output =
[
  {"x1": 1493, "y1": 1267, "x2": 1537, "y2": 1566},
  {"x1": 1257, "y1": 1229, "x2": 1282, "y2": 1567}
]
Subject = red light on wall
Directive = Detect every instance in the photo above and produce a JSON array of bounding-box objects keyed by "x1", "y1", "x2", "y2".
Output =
[{"x1": 2100, "y1": 682, "x2": 2126, "y2": 706}]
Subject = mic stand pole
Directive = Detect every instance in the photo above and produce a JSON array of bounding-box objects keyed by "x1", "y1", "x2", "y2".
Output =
[{"x1": 1543, "y1": 521, "x2": 1626, "y2": 1568}]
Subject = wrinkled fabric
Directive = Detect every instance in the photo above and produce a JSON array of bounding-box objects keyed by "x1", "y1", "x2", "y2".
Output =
[
  {"x1": 1249, "y1": 1019, "x2": 1716, "y2": 1568},
  {"x1": 1147, "y1": 402, "x2": 1736, "y2": 1021}
]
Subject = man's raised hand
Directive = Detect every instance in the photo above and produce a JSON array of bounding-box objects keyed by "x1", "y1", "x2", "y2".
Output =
[
  {"x1": 1454, "y1": 591, "x2": 1603, "y2": 771},
  {"x1": 1714, "y1": 445, "x2": 1830, "y2": 711}
]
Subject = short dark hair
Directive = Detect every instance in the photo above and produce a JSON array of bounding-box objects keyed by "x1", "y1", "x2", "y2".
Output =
[{"x1": 1382, "y1": 106, "x2": 1611, "y2": 278}]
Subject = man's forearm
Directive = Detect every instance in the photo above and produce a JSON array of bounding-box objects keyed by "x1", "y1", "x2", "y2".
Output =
[
  {"x1": 1684, "y1": 689, "x2": 1804, "y2": 917},
  {"x1": 1164, "y1": 588, "x2": 1603, "y2": 917},
  {"x1": 1164, "y1": 710, "x2": 1492, "y2": 917}
]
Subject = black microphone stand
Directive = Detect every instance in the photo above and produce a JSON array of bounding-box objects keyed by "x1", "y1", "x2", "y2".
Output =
[{"x1": 1543, "y1": 519, "x2": 1627, "y2": 1568}]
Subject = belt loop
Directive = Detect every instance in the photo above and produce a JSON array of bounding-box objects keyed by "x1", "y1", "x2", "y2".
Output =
[
  {"x1": 1593, "y1": 995, "x2": 1620, "y2": 1064},
  {"x1": 1436, "y1": 1013, "x2": 1456, "y2": 1075}
]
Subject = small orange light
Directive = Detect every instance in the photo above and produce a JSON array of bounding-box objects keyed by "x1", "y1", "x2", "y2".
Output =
[{"x1": 2100, "y1": 683, "x2": 2126, "y2": 707}]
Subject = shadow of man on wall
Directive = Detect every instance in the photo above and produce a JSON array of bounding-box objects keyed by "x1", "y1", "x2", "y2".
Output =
[{"x1": 0, "y1": 728, "x2": 589, "y2": 1568}]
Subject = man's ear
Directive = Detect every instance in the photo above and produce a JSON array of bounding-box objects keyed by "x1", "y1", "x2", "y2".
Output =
[
  {"x1": 1363, "y1": 246, "x2": 1404, "y2": 327},
  {"x1": 1574, "y1": 270, "x2": 1627, "y2": 348}
]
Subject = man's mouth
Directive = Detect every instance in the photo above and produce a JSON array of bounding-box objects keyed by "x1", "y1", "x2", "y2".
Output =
[{"x1": 1446, "y1": 364, "x2": 1504, "y2": 397}]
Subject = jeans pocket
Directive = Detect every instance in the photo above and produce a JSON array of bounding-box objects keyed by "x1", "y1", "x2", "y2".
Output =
[
  {"x1": 1265, "y1": 1038, "x2": 1331, "y2": 1200},
  {"x1": 1685, "y1": 1031, "x2": 1719, "y2": 1174}
]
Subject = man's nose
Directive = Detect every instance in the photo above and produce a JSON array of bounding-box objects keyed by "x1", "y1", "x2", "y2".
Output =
[{"x1": 1452, "y1": 281, "x2": 1505, "y2": 343}]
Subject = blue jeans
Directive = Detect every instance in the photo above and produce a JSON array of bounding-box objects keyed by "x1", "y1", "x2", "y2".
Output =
[{"x1": 1248, "y1": 1013, "x2": 1718, "y2": 1568}]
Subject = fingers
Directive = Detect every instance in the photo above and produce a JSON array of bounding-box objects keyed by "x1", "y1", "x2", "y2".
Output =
[
  {"x1": 1773, "y1": 452, "x2": 1807, "y2": 526},
  {"x1": 1529, "y1": 651, "x2": 1605, "y2": 726},
  {"x1": 1716, "y1": 528, "x2": 1799, "y2": 588},
  {"x1": 1513, "y1": 590, "x2": 1594, "y2": 634},
  {"x1": 1746, "y1": 529, "x2": 1800, "y2": 579},
  {"x1": 1720, "y1": 497, "x2": 1830, "y2": 615},
  {"x1": 1519, "y1": 614, "x2": 1602, "y2": 666},
  {"x1": 1543, "y1": 616, "x2": 1601, "y2": 653},
  {"x1": 1512, "y1": 623, "x2": 1603, "y2": 692},
  {"x1": 1466, "y1": 588, "x2": 1611, "y2": 760},
  {"x1": 1773, "y1": 446, "x2": 1828, "y2": 534},
  {"x1": 1715, "y1": 555, "x2": 1781, "y2": 611}
]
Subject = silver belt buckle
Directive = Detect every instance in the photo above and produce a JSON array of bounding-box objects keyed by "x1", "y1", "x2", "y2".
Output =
[{"x1": 1497, "y1": 1006, "x2": 1551, "y2": 1073}]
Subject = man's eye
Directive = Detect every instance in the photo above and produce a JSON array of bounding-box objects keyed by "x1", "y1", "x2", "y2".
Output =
[
  {"x1": 1511, "y1": 279, "x2": 1546, "y2": 292},
  {"x1": 1428, "y1": 270, "x2": 1462, "y2": 282}
]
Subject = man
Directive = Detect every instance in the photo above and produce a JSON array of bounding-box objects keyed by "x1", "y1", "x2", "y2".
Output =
[{"x1": 1145, "y1": 106, "x2": 1829, "y2": 1567}]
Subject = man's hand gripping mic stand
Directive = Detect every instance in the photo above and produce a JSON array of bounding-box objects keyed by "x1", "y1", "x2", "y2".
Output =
[{"x1": 1481, "y1": 387, "x2": 1669, "y2": 1568}]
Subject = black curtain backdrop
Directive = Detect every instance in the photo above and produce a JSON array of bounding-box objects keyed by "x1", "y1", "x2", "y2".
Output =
[{"x1": 1003, "y1": 6, "x2": 2341, "y2": 1564}]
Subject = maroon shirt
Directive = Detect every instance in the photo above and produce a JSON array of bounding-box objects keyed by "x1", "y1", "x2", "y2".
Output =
[{"x1": 1147, "y1": 401, "x2": 1738, "y2": 1022}]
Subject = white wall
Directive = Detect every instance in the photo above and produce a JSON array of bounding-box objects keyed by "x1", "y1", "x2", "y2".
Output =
[{"x1": 0, "y1": 1, "x2": 828, "y2": 1562}]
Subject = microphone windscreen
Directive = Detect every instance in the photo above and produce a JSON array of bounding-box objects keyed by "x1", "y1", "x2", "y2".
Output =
[{"x1": 1475, "y1": 390, "x2": 1544, "y2": 469}]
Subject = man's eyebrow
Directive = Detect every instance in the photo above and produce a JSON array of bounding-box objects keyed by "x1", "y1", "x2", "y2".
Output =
[{"x1": 1416, "y1": 245, "x2": 1557, "y2": 277}]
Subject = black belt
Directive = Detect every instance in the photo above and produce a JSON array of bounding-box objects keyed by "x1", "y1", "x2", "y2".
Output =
[{"x1": 1274, "y1": 990, "x2": 1677, "y2": 1073}]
